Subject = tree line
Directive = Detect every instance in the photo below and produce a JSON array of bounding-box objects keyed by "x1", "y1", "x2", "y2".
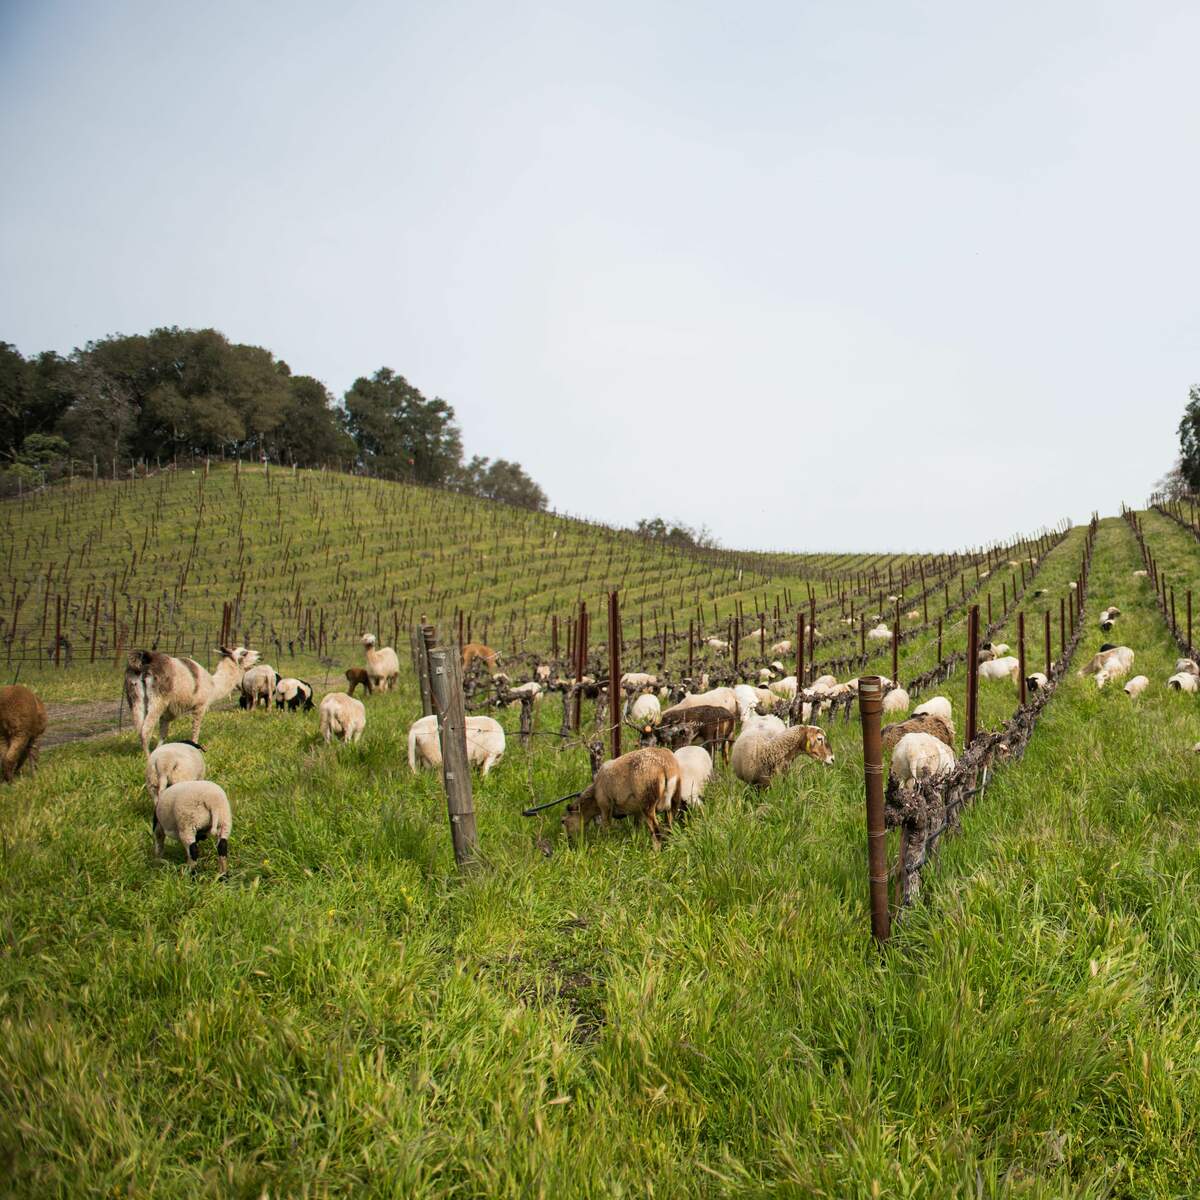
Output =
[{"x1": 0, "y1": 326, "x2": 548, "y2": 509}]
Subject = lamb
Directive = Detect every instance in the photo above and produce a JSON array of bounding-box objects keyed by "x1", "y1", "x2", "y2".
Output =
[
  {"x1": 153, "y1": 780, "x2": 232, "y2": 875},
  {"x1": 882, "y1": 687, "x2": 911, "y2": 715},
  {"x1": 407, "y1": 713, "x2": 506, "y2": 775},
  {"x1": 319, "y1": 692, "x2": 366, "y2": 743},
  {"x1": 535, "y1": 663, "x2": 552, "y2": 683},
  {"x1": 906, "y1": 609, "x2": 921, "y2": 620},
  {"x1": 145, "y1": 740, "x2": 205, "y2": 802},
  {"x1": 274, "y1": 677, "x2": 314, "y2": 711},
  {"x1": 1175, "y1": 659, "x2": 1200, "y2": 677},
  {"x1": 673, "y1": 745, "x2": 713, "y2": 808},
  {"x1": 881, "y1": 713, "x2": 954, "y2": 753},
  {"x1": 1132, "y1": 570, "x2": 1148, "y2": 578},
  {"x1": 124, "y1": 645, "x2": 261, "y2": 755},
  {"x1": 657, "y1": 704, "x2": 736, "y2": 762},
  {"x1": 1124, "y1": 675, "x2": 1150, "y2": 698},
  {"x1": 361, "y1": 634, "x2": 400, "y2": 692},
  {"x1": 626, "y1": 692, "x2": 662, "y2": 732},
  {"x1": 912, "y1": 696, "x2": 952, "y2": 723},
  {"x1": 239, "y1": 664, "x2": 279, "y2": 710},
  {"x1": 561, "y1": 747, "x2": 682, "y2": 849},
  {"x1": 621, "y1": 671, "x2": 657, "y2": 691},
  {"x1": 889, "y1": 731, "x2": 956, "y2": 791},
  {"x1": 462, "y1": 642, "x2": 501, "y2": 674},
  {"x1": 344, "y1": 667, "x2": 373, "y2": 697},
  {"x1": 731, "y1": 724, "x2": 835, "y2": 787},
  {"x1": 1168, "y1": 673, "x2": 1199, "y2": 694},
  {"x1": 1025, "y1": 672, "x2": 1049, "y2": 692},
  {"x1": 0, "y1": 684, "x2": 48, "y2": 782},
  {"x1": 866, "y1": 623, "x2": 892, "y2": 642},
  {"x1": 706, "y1": 638, "x2": 730, "y2": 652},
  {"x1": 979, "y1": 656, "x2": 1020, "y2": 682},
  {"x1": 770, "y1": 640, "x2": 792, "y2": 656}
]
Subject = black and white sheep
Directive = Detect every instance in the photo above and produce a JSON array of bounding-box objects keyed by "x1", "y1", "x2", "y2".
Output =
[{"x1": 153, "y1": 780, "x2": 232, "y2": 875}]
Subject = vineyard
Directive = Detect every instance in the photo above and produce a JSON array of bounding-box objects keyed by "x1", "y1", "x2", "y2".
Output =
[{"x1": 3, "y1": 474, "x2": 1200, "y2": 1197}]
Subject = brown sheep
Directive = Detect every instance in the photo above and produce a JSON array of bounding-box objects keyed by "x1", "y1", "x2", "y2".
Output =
[
  {"x1": 0, "y1": 684, "x2": 48, "y2": 782},
  {"x1": 561, "y1": 747, "x2": 682, "y2": 850},
  {"x1": 462, "y1": 642, "x2": 501, "y2": 674},
  {"x1": 881, "y1": 712, "x2": 955, "y2": 753},
  {"x1": 345, "y1": 667, "x2": 373, "y2": 697},
  {"x1": 656, "y1": 703, "x2": 736, "y2": 763}
]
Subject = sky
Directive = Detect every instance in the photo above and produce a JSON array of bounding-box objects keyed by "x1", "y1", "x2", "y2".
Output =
[{"x1": 1, "y1": 0, "x2": 1198, "y2": 552}]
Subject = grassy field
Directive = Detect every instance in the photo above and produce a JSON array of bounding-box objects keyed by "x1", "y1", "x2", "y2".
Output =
[{"x1": 4, "y1": 508, "x2": 1200, "y2": 1196}]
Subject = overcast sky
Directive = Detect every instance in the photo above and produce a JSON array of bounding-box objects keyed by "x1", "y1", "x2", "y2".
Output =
[{"x1": 2, "y1": 1, "x2": 1197, "y2": 551}]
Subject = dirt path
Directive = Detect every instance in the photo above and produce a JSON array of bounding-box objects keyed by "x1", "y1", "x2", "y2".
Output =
[{"x1": 41, "y1": 700, "x2": 124, "y2": 748}]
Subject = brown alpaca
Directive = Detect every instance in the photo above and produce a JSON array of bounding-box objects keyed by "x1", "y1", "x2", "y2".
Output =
[
  {"x1": 561, "y1": 747, "x2": 682, "y2": 850},
  {"x1": 462, "y1": 642, "x2": 500, "y2": 674},
  {"x1": 0, "y1": 684, "x2": 48, "y2": 782},
  {"x1": 345, "y1": 667, "x2": 373, "y2": 697}
]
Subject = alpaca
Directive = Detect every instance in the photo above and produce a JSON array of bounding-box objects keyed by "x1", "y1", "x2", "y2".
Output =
[{"x1": 361, "y1": 634, "x2": 400, "y2": 692}]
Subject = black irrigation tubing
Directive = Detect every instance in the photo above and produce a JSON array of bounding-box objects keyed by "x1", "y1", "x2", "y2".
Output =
[{"x1": 884, "y1": 515, "x2": 1098, "y2": 920}]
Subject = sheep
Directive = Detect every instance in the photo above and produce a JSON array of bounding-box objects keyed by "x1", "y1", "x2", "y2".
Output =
[
  {"x1": 344, "y1": 667, "x2": 373, "y2": 697},
  {"x1": 154, "y1": 780, "x2": 232, "y2": 875},
  {"x1": 626, "y1": 692, "x2": 662, "y2": 732},
  {"x1": 1079, "y1": 645, "x2": 1134, "y2": 678},
  {"x1": 664, "y1": 687, "x2": 738, "y2": 720},
  {"x1": 407, "y1": 713, "x2": 506, "y2": 775},
  {"x1": 810, "y1": 674, "x2": 839, "y2": 695},
  {"x1": 882, "y1": 687, "x2": 911, "y2": 715},
  {"x1": 1124, "y1": 675, "x2": 1150, "y2": 698},
  {"x1": 769, "y1": 675, "x2": 798, "y2": 700},
  {"x1": 561, "y1": 747, "x2": 682, "y2": 849},
  {"x1": 361, "y1": 634, "x2": 400, "y2": 692},
  {"x1": 706, "y1": 637, "x2": 730, "y2": 652},
  {"x1": 770, "y1": 640, "x2": 792, "y2": 656},
  {"x1": 0, "y1": 684, "x2": 48, "y2": 782},
  {"x1": 504, "y1": 680, "x2": 544, "y2": 706},
  {"x1": 145, "y1": 740, "x2": 205, "y2": 802},
  {"x1": 1168, "y1": 673, "x2": 1199, "y2": 693},
  {"x1": 733, "y1": 684, "x2": 773, "y2": 722},
  {"x1": 621, "y1": 671, "x2": 657, "y2": 691},
  {"x1": 912, "y1": 696, "x2": 952, "y2": 723},
  {"x1": 889, "y1": 731, "x2": 956, "y2": 791},
  {"x1": 757, "y1": 667, "x2": 773, "y2": 684},
  {"x1": 1175, "y1": 659, "x2": 1200, "y2": 677},
  {"x1": 124, "y1": 645, "x2": 261, "y2": 755},
  {"x1": 731, "y1": 724, "x2": 835, "y2": 787},
  {"x1": 980, "y1": 656, "x2": 1020, "y2": 682},
  {"x1": 673, "y1": 745, "x2": 712, "y2": 808},
  {"x1": 983, "y1": 642, "x2": 1011, "y2": 657},
  {"x1": 881, "y1": 713, "x2": 955, "y2": 752},
  {"x1": 906, "y1": 609, "x2": 921, "y2": 620},
  {"x1": 1025, "y1": 672, "x2": 1049, "y2": 692},
  {"x1": 462, "y1": 642, "x2": 501, "y2": 674},
  {"x1": 319, "y1": 692, "x2": 366, "y2": 743},
  {"x1": 1133, "y1": 569, "x2": 1148, "y2": 578},
  {"x1": 977, "y1": 647, "x2": 997, "y2": 664},
  {"x1": 657, "y1": 703, "x2": 736, "y2": 761},
  {"x1": 738, "y1": 711, "x2": 787, "y2": 740},
  {"x1": 866, "y1": 623, "x2": 892, "y2": 642},
  {"x1": 535, "y1": 663, "x2": 552, "y2": 683},
  {"x1": 274, "y1": 677, "x2": 314, "y2": 711},
  {"x1": 741, "y1": 627, "x2": 766, "y2": 645},
  {"x1": 239, "y1": 664, "x2": 279, "y2": 710}
]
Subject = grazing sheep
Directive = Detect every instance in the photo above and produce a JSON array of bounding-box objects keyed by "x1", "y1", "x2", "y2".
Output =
[
  {"x1": 770, "y1": 640, "x2": 792, "y2": 656},
  {"x1": 732, "y1": 684, "x2": 770, "y2": 722},
  {"x1": 977, "y1": 647, "x2": 997, "y2": 664},
  {"x1": 906, "y1": 609, "x2": 921, "y2": 620},
  {"x1": 738, "y1": 711, "x2": 787, "y2": 740},
  {"x1": 988, "y1": 643, "x2": 1011, "y2": 657},
  {"x1": 0, "y1": 684, "x2": 48, "y2": 782},
  {"x1": 154, "y1": 780, "x2": 232, "y2": 875},
  {"x1": 810, "y1": 674, "x2": 839, "y2": 695},
  {"x1": 344, "y1": 667, "x2": 373, "y2": 697},
  {"x1": 706, "y1": 637, "x2": 730, "y2": 652},
  {"x1": 1168, "y1": 673, "x2": 1199, "y2": 694},
  {"x1": 731, "y1": 724, "x2": 835, "y2": 787},
  {"x1": 239, "y1": 664, "x2": 279, "y2": 710},
  {"x1": 561, "y1": 747, "x2": 682, "y2": 849},
  {"x1": 881, "y1": 713, "x2": 954, "y2": 753},
  {"x1": 657, "y1": 704, "x2": 736, "y2": 762},
  {"x1": 1175, "y1": 659, "x2": 1200, "y2": 677},
  {"x1": 361, "y1": 634, "x2": 400, "y2": 692},
  {"x1": 274, "y1": 677, "x2": 314, "y2": 711},
  {"x1": 626, "y1": 692, "x2": 662, "y2": 731},
  {"x1": 125, "y1": 646, "x2": 261, "y2": 755},
  {"x1": 145, "y1": 739, "x2": 205, "y2": 802},
  {"x1": 319, "y1": 692, "x2": 366, "y2": 743},
  {"x1": 462, "y1": 642, "x2": 501, "y2": 674},
  {"x1": 665, "y1": 687, "x2": 739, "y2": 720},
  {"x1": 1124, "y1": 675, "x2": 1150, "y2": 698},
  {"x1": 742, "y1": 628, "x2": 765, "y2": 645},
  {"x1": 882, "y1": 687, "x2": 911, "y2": 715},
  {"x1": 1099, "y1": 606, "x2": 1121, "y2": 632},
  {"x1": 1025, "y1": 672, "x2": 1049, "y2": 692},
  {"x1": 890, "y1": 732, "x2": 956, "y2": 791},
  {"x1": 866, "y1": 623, "x2": 892, "y2": 642},
  {"x1": 1133, "y1": 570, "x2": 1148, "y2": 578},
  {"x1": 757, "y1": 667, "x2": 773, "y2": 684},
  {"x1": 980, "y1": 656, "x2": 1021, "y2": 682},
  {"x1": 621, "y1": 671, "x2": 657, "y2": 690},
  {"x1": 407, "y1": 713, "x2": 506, "y2": 775},
  {"x1": 535, "y1": 663, "x2": 552, "y2": 683},
  {"x1": 673, "y1": 745, "x2": 713, "y2": 808},
  {"x1": 769, "y1": 675, "x2": 798, "y2": 700},
  {"x1": 1080, "y1": 645, "x2": 1134, "y2": 678},
  {"x1": 912, "y1": 696, "x2": 952, "y2": 723}
]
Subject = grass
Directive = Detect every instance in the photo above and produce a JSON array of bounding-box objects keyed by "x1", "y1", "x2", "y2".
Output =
[{"x1": 4, "y1": 515, "x2": 1200, "y2": 1196}]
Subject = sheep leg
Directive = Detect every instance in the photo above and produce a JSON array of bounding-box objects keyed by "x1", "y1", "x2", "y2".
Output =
[
  {"x1": 216, "y1": 837, "x2": 228, "y2": 877},
  {"x1": 642, "y1": 806, "x2": 664, "y2": 851},
  {"x1": 153, "y1": 816, "x2": 165, "y2": 860},
  {"x1": 190, "y1": 709, "x2": 206, "y2": 743},
  {"x1": 186, "y1": 840, "x2": 200, "y2": 872},
  {"x1": 1, "y1": 735, "x2": 26, "y2": 782}
]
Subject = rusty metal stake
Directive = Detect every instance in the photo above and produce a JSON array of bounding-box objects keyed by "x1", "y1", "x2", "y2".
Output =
[
  {"x1": 858, "y1": 676, "x2": 891, "y2": 944},
  {"x1": 607, "y1": 590, "x2": 621, "y2": 761},
  {"x1": 1018, "y1": 611, "x2": 1026, "y2": 707},
  {"x1": 1044, "y1": 609, "x2": 1051, "y2": 676},
  {"x1": 965, "y1": 604, "x2": 980, "y2": 749}
]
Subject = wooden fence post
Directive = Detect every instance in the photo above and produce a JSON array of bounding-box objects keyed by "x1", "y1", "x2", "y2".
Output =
[
  {"x1": 425, "y1": 644, "x2": 480, "y2": 869},
  {"x1": 858, "y1": 676, "x2": 891, "y2": 943},
  {"x1": 607, "y1": 590, "x2": 621, "y2": 761},
  {"x1": 965, "y1": 604, "x2": 980, "y2": 749},
  {"x1": 411, "y1": 625, "x2": 434, "y2": 716}
]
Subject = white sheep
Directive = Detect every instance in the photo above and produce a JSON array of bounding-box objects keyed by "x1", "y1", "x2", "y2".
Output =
[
  {"x1": 407, "y1": 713, "x2": 506, "y2": 775},
  {"x1": 124, "y1": 646, "x2": 261, "y2": 755},
  {"x1": 810, "y1": 674, "x2": 839, "y2": 695},
  {"x1": 1175, "y1": 659, "x2": 1200, "y2": 677},
  {"x1": 274, "y1": 677, "x2": 314, "y2": 711},
  {"x1": 912, "y1": 696, "x2": 952, "y2": 723},
  {"x1": 506, "y1": 681, "x2": 544, "y2": 706},
  {"x1": 979, "y1": 656, "x2": 1020, "y2": 682},
  {"x1": 239, "y1": 664, "x2": 279, "y2": 710},
  {"x1": 626, "y1": 692, "x2": 662, "y2": 730},
  {"x1": 769, "y1": 676, "x2": 798, "y2": 699},
  {"x1": 706, "y1": 638, "x2": 730, "y2": 652},
  {"x1": 733, "y1": 684, "x2": 769, "y2": 722},
  {"x1": 621, "y1": 672, "x2": 657, "y2": 690},
  {"x1": 890, "y1": 731, "x2": 957, "y2": 791},
  {"x1": 742, "y1": 628, "x2": 766, "y2": 646},
  {"x1": 882, "y1": 687, "x2": 911, "y2": 715},
  {"x1": 673, "y1": 745, "x2": 713, "y2": 807},
  {"x1": 738, "y1": 711, "x2": 787, "y2": 740},
  {"x1": 145, "y1": 740, "x2": 205, "y2": 802},
  {"x1": 361, "y1": 634, "x2": 400, "y2": 692},
  {"x1": 154, "y1": 780, "x2": 232, "y2": 875},
  {"x1": 1168, "y1": 673, "x2": 1199, "y2": 694},
  {"x1": 866, "y1": 623, "x2": 892, "y2": 642},
  {"x1": 319, "y1": 692, "x2": 366, "y2": 743},
  {"x1": 1124, "y1": 675, "x2": 1149, "y2": 698},
  {"x1": 757, "y1": 667, "x2": 773, "y2": 684},
  {"x1": 770, "y1": 640, "x2": 792, "y2": 656},
  {"x1": 1132, "y1": 569, "x2": 1148, "y2": 578},
  {"x1": 663, "y1": 687, "x2": 739, "y2": 721},
  {"x1": 906, "y1": 609, "x2": 921, "y2": 620}
]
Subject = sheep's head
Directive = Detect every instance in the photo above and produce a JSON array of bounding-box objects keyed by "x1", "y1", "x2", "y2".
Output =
[
  {"x1": 801, "y1": 725, "x2": 835, "y2": 765},
  {"x1": 561, "y1": 786, "x2": 598, "y2": 841},
  {"x1": 1095, "y1": 669, "x2": 1112, "y2": 689}
]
